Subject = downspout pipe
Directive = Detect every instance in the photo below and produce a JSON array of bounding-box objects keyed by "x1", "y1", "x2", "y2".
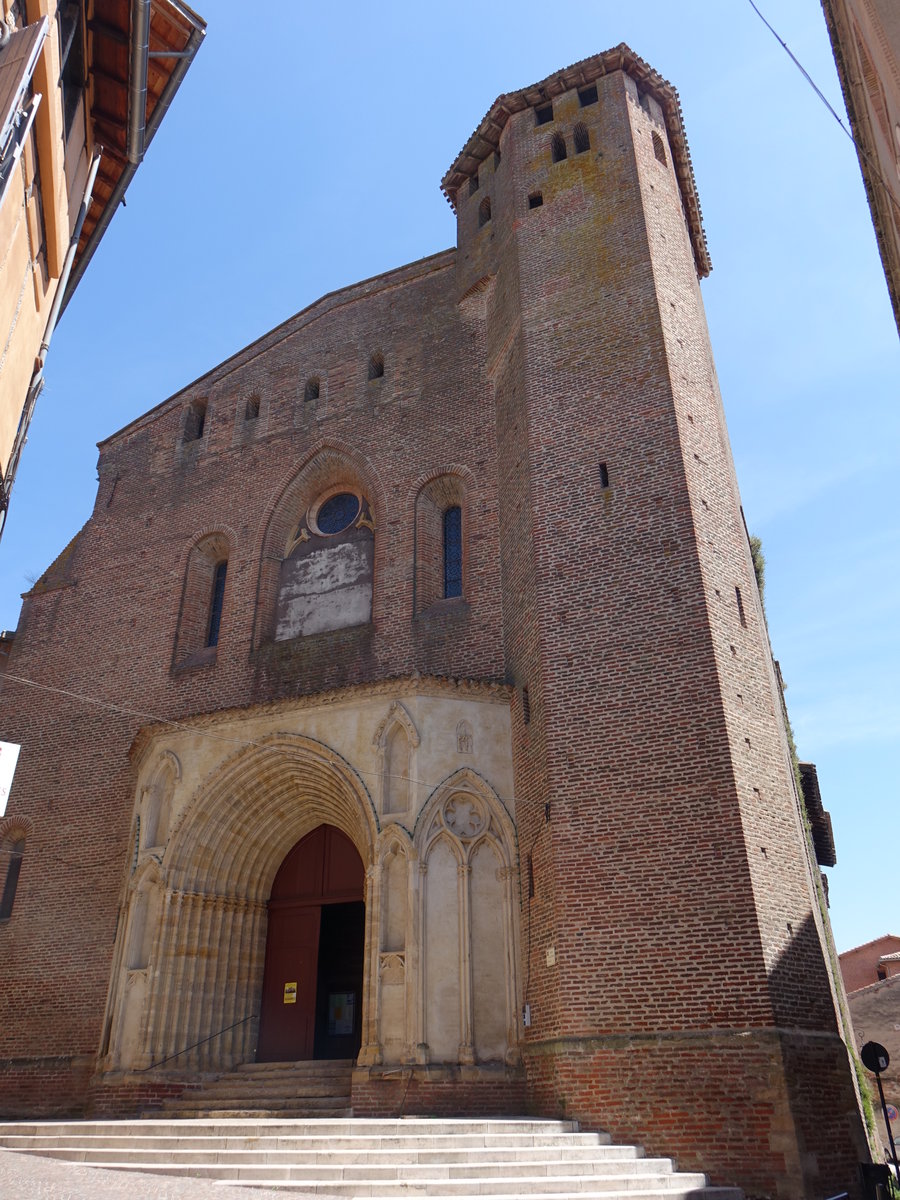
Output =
[
  {"x1": 127, "y1": 0, "x2": 151, "y2": 165},
  {"x1": 59, "y1": 17, "x2": 205, "y2": 315},
  {"x1": 0, "y1": 148, "x2": 103, "y2": 540}
]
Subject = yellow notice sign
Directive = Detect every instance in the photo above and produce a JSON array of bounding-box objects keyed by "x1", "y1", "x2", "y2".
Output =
[{"x1": 283, "y1": 981, "x2": 297, "y2": 1004}]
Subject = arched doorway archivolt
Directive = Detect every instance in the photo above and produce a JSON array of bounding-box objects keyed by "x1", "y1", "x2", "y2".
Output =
[
  {"x1": 165, "y1": 732, "x2": 378, "y2": 899},
  {"x1": 114, "y1": 733, "x2": 379, "y2": 1074}
]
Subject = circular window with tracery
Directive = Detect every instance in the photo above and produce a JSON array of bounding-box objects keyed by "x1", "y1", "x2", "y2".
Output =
[{"x1": 313, "y1": 492, "x2": 361, "y2": 535}]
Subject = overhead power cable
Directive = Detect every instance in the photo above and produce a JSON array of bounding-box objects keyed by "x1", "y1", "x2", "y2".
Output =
[
  {"x1": 746, "y1": 0, "x2": 900, "y2": 219},
  {"x1": 0, "y1": 669, "x2": 532, "y2": 812}
]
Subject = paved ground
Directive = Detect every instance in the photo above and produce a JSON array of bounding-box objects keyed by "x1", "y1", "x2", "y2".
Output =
[{"x1": 0, "y1": 1148, "x2": 322, "y2": 1199}]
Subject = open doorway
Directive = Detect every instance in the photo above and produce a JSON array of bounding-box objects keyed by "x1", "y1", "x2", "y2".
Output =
[{"x1": 257, "y1": 825, "x2": 364, "y2": 1062}]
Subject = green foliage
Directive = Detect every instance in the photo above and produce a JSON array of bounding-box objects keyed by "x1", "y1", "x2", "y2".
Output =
[
  {"x1": 749, "y1": 534, "x2": 766, "y2": 608},
  {"x1": 852, "y1": 1043, "x2": 877, "y2": 1138},
  {"x1": 783, "y1": 709, "x2": 806, "y2": 808}
]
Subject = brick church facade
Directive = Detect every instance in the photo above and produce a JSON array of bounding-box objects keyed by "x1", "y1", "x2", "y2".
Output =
[{"x1": 0, "y1": 45, "x2": 868, "y2": 1199}]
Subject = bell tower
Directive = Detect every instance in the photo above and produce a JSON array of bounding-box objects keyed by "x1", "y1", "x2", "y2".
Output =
[{"x1": 443, "y1": 45, "x2": 866, "y2": 1199}]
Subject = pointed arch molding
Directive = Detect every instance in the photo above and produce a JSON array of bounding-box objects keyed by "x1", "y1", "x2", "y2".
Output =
[
  {"x1": 373, "y1": 701, "x2": 420, "y2": 750},
  {"x1": 412, "y1": 767, "x2": 520, "y2": 1067},
  {"x1": 165, "y1": 732, "x2": 379, "y2": 902},
  {"x1": 413, "y1": 766, "x2": 515, "y2": 853},
  {"x1": 373, "y1": 701, "x2": 419, "y2": 817},
  {"x1": 252, "y1": 440, "x2": 388, "y2": 647}
]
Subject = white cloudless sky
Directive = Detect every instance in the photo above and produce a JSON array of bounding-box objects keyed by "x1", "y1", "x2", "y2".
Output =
[{"x1": 0, "y1": 1, "x2": 897, "y2": 952}]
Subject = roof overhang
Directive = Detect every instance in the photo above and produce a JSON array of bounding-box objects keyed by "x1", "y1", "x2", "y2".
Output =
[
  {"x1": 440, "y1": 43, "x2": 711, "y2": 279},
  {"x1": 61, "y1": 0, "x2": 206, "y2": 312},
  {"x1": 799, "y1": 761, "x2": 837, "y2": 868}
]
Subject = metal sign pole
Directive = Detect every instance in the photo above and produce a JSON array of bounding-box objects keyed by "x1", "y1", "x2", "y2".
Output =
[{"x1": 861, "y1": 1040, "x2": 900, "y2": 1188}]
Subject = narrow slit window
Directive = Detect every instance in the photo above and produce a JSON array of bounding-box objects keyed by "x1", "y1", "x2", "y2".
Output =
[
  {"x1": 535, "y1": 103, "x2": 553, "y2": 126},
  {"x1": 443, "y1": 506, "x2": 462, "y2": 598},
  {"x1": 185, "y1": 399, "x2": 206, "y2": 442},
  {"x1": 206, "y1": 560, "x2": 228, "y2": 648},
  {"x1": 368, "y1": 352, "x2": 384, "y2": 381},
  {"x1": 652, "y1": 131, "x2": 667, "y2": 166},
  {"x1": 526, "y1": 852, "x2": 535, "y2": 899},
  {"x1": 573, "y1": 122, "x2": 590, "y2": 154},
  {"x1": 528, "y1": 192, "x2": 543, "y2": 210},
  {"x1": 735, "y1": 586, "x2": 747, "y2": 628},
  {"x1": 244, "y1": 395, "x2": 260, "y2": 421},
  {"x1": 493, "y1": 150, "x2": 501, "y2": 169},
  {"x1": 578, "y1": 84, "x2": 598, "y2": 107},
  {"x1": 0, "y1": 837, "x2": 25, "y2": 921},
  {"x1": 598, "y1": 461, "x2": 609, "y2": 488},
  {"x1": 551, "y1": 133, "x2": 567, "y2": 163},
  {"x1": 304, "y1": 376, "x2": 320, "y2": 402},
  {"x1": 478, "y1": 196, "x2": 491, "y2": 227},
  {"x1": 469, "y1": 173, "x2": 479, "y2": 196}
]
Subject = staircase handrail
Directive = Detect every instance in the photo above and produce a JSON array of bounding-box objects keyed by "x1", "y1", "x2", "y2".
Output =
[{"x1": 136, "y1": 1012, "x2": 258, "y2": 1073}]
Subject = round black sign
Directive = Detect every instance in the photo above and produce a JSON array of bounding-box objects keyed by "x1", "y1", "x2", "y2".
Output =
[{"x1": 861, "y1": 1041, "x2": 891, "y2": 1073}]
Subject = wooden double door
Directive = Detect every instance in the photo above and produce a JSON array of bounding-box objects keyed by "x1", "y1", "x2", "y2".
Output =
[{"x1": 257, "y1": 825, "x2": 365, "y2": 1062}]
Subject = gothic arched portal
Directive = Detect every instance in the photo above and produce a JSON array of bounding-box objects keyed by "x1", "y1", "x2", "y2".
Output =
[{"x1": 257, "y1": 825, "x2": 365, "y2": 1062}]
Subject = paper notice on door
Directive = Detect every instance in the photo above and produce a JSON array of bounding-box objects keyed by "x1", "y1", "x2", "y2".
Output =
[
  {"x1": 283, "y1": 981, "x2": 297, "y2": 1004},
  {"x1": 327, "y1": 991, "x2": 355, "y2": 1035}
]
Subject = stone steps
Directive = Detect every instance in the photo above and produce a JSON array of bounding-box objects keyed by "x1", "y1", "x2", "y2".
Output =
[
  {"x1": 0, "y1": 1117, "x2": 744, "y2": 1199},
  {"x1": 159, "y1": 1058, "x2": 354, "y2": 1117}
]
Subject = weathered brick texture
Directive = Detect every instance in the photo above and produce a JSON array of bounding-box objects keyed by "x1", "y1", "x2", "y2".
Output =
[{"x1": 0, "y1": 48, "x2": 866, "y2": 1200}]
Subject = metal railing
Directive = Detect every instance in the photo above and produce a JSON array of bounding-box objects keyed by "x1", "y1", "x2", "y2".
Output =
[{"x1": 137, "y1": 1013, "x2": 257, "y2": 1073}]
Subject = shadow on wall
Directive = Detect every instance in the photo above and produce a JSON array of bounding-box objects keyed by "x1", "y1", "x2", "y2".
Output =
[{"x1": 766, "y1": 911, "x2": 872, "y2": 1200}]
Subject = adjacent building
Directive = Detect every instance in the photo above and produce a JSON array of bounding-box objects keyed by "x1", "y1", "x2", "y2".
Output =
[
  {"x1": 0, "y1": 44, "x2": 869, "y2": 1200},
  {"x1": 821, "y1": 0, "x2": 900, "y2": 334},
  {"x1": 840, "y1": 936, "x2": 900, "y2": 1156},
  {"x1": 0, "y1": 0, "x2": 205, "y2": 535}
]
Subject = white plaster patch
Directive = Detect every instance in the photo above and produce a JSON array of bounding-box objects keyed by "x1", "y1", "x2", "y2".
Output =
[{"x1": 275, "y1": 542, "x2": 372, "y2": 639}]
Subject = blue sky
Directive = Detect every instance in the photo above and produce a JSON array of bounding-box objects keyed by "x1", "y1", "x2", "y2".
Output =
[{"x1": 1, "y1": 1, "x2": 897, "y2": 952}]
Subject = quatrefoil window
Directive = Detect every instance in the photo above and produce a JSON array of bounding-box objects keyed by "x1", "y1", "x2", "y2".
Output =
[{"x1": 443, "y1": 794, "x2": 485, "y2": 839}]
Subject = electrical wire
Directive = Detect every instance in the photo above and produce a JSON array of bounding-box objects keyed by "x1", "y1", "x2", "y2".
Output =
[
  {"x1": 0, "y1": 667, "x2": 527, "y2": 805},
  {"x1": 746, "y1": 0, "x2": 900, "y2": 218},
  {"x1": 0, "y1": 668, "x2": 556, "y2": 879}
]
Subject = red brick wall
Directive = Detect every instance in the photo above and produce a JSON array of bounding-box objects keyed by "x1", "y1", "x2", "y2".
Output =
[
  {"x1": 0, "y1": 61, "x2": 866, "y2": 1200},
  {"x1": 458, "y1": 68, "x2": 867, "y2": 1197},
  {"x1": 841, "y1": 936, "x2": 900, "y2": 992}
]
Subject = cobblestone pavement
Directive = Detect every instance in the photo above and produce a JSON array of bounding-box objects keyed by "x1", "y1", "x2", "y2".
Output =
[{"x1": 0, "y1": 1148, "x2": 322, "y2": 1199}]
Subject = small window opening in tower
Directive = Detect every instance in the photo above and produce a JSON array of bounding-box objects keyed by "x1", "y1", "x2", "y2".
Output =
[
  {"x1": 206, "y1": 560, "x2": 228, "y2": 648},
  {"x1": 478, "y1": 196, "x2": 491, "y2": 227},
  {"x1": 598, "y1": 461, "x2": 609, "y2": 488},
  {"x1": 877, "y1": 964, "x2": 887, "y2": 981},
  {"x1": 551, "y1": 133, "x2": 567, "y2": 163},
  {"x1": 493, "y1": 150, "x2": 501, "y2": 169},
  {"x1": 244, "y1": 395, "x2": 260, "y2": 421},
  {"x1": 185, "y1": 399, "x2": 206, "y2": 441},
  {"x1": 578, "y1": 84, "x2": 598, "y2": 108},
  {"x1": 535, "y1": 103, "x2": 553, "y2": 126},
  {"x1": 0, "y1": 836, "x2": 24, "y2": 920},
  {"x1": 652, "y1": 131, "x2": 667, "y2": 166},
  {"x1": 443, "y1": 505, "x2": 462, "y2": 598},
  {"x1": 469, "y1": 173, "x2": 479, "y2": 196},
  {"x1": 305, "y1": 376, "x2": 320, "y2": 402},
  {"x1": 368, "y1": 352, "x2": 385, "y2": 381},
  {"x1": 735, "y1": 586, "x2": 747, "y2": 628},
  {"x1": 573, "y1": 122, "x2": 590, "y2": 154},
  {"x1": 528, "y1": 192, "x2": 543, "y2": 210}
]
